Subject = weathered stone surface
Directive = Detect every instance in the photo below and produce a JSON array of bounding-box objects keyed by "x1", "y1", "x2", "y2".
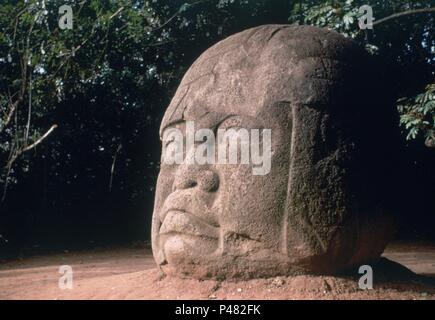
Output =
[{"x1": 151, "y1": 25, "x2": 397, "y2": 279}]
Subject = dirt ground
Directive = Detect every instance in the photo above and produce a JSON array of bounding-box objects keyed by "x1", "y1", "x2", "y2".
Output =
[{"x1": 1, "y1": 241, "x2": 435, "y2": 300}]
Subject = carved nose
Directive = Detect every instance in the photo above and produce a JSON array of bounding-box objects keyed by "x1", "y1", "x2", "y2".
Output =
[{"x1": 173, "y1": 166, "x2": 219, "y2": 192}]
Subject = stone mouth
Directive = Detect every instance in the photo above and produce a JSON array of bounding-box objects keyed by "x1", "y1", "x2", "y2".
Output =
[{"x1": 159, "y1": 209, "x2": 220, "y2": 239}]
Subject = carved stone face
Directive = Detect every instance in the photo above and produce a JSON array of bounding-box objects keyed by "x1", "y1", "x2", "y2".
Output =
[{"x1": 151, "y1": 25, "x2": 394, "y2": 279}]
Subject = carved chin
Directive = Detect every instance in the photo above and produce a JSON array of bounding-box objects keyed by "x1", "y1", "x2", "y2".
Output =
[{"x1": 159, "y1": 233, "x2": 219, "y2": 267}]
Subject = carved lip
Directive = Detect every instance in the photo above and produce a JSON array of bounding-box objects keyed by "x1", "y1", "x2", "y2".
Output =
[{"x1": 159, "y1": 209, "x2": 219, "y2": 240}]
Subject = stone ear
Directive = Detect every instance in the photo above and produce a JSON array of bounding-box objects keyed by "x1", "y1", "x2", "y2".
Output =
[
  {"x1": 285, "y1": 105, "x2": 329, "y2": 256},
  {"x1": 283, "y1": 103, "x2": 358, "y2": 271}
]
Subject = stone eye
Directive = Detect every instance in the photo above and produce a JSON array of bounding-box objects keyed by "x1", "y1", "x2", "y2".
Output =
[{"x1": 217, "y1": 116, "x2": 244, "y2": 130}]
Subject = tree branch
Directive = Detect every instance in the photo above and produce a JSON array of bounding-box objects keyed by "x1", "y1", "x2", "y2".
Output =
[
  {"x1": 356, "y1": 7, "x2": 435, "y2": 37},
  {"x1": 24, "y1": 73, "x2": 32, "y2": 144},
  {"x1": 109, "y1": 143, "x2": 122, "y2": 192},
  {"x1": 0, "y1": 93, "x2": 19, "y2": 133},
  {"x1": 0, "y1": 56, "x2": 28, "y2": 134},
  {"x1": 373, "y1": 8, "x2": 435, "y2": 27},
  {"x1": 22, "y1": 124, "x2": 58, "y2": 153},
  {"x1": 147, "y1": 0, "x2": 210, "y2": 33},
  {"x1": 1, "y1": 124, "x2": 58, "y2": 201}
]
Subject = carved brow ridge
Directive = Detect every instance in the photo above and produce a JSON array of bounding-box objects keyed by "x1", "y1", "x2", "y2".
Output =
[{"x1": 160, "y1": 112, "x2": 235, "y2": 140}]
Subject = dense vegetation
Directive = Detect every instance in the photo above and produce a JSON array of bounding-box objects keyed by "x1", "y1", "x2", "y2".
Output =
[{"x1": 0, "y1": 0, "x2": 434, "y2": 251}]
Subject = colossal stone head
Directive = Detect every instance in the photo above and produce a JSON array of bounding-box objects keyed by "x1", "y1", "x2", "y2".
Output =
[{"x1": 151, "y1": 25, "x2": 396, "y2": 279}]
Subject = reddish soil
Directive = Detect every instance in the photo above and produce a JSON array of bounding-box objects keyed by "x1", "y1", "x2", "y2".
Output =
[{"x1": 1, "y1": 241, "x2": 435, "y2": 300}]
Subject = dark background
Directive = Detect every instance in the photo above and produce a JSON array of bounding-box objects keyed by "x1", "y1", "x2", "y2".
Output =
[{"x1": 0, "y1": 0, "x2": 434, "y2": 258}]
